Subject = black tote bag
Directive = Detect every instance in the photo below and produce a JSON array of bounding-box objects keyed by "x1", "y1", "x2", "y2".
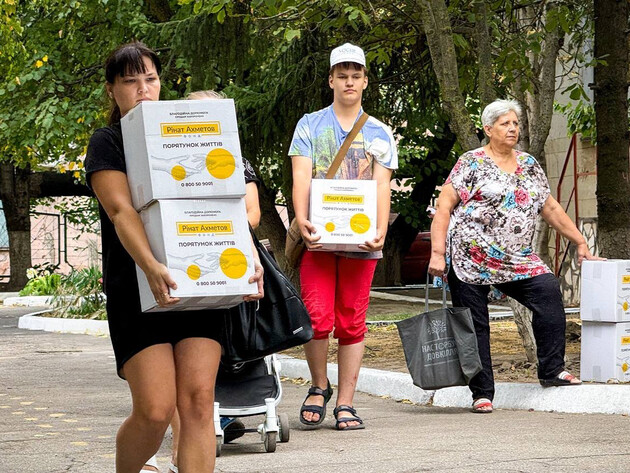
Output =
[
  {"x1": 220, "y1": 229, "x2": 313, "y2": 364},
  {"x1": 395, "y1": 277, "x2": 482, "y2": 390}
]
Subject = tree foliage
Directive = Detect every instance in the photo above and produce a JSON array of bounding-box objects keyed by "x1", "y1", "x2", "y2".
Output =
[
  {"x1": 0, "y1": 1, "x2": 150, "y2": 170},
  {"x1": 0, "y1": 0, "x2": 598, "y2": 287}
]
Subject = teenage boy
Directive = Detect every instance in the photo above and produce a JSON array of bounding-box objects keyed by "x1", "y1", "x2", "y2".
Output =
[{"x1": 289, "y1": 43, "x2": 398, "y2": 430}]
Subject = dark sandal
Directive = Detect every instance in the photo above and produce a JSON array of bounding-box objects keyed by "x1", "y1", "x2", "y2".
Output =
[
  {"x1": 540, "y1": 370, "x2": 582, "y2": 387},
  {"x1": 299, "y1": 379, "x2": 333, "y2": 426},
  {"x1": 333, "y1": 405, "x2": 365, "y2": 431}
]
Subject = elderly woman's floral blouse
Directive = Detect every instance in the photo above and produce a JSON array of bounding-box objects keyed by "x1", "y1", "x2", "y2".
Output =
[{"x1": 445, "y1": 147, "x2": 552, "y2": 285}]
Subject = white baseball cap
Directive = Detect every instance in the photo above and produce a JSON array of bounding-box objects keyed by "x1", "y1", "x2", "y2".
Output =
[{"x1": 330, "y1": 43, "x2": 366, "y2": 68}]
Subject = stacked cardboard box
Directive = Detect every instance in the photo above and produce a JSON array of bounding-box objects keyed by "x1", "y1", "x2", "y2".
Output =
[
  {"x1": 580, "y1": 260, "x2": 630, "y2": 382},
  {"x1": 122, "y1": 100, "x2": 256, "y2": 312}
]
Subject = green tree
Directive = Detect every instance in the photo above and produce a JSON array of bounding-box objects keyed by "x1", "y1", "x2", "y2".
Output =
[
  {"x1": 593, "y1": 0, "x2": 630, "y2": 258},
  {"x1": 0, "y1": 0, "x2": 596, "y2": 295},
  {"x1": 0, "y1": 0, "x2": 151, "y2": 289},
  {"x1": 149, "y1": 0, "x2": 461, "y2": 283}
]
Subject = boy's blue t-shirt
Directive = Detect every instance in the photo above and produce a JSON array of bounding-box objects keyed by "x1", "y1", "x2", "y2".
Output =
[
  {"x1": 289, "y1": 105, "x2": 398, "y2": 259},
  {"x1": 288, "y1": 105, "x2": 398, "y2": 178}
]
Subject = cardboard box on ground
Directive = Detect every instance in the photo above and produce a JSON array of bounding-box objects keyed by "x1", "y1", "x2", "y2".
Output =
[
  {"x1": 580, "y1": 260, "x2": 630, "y2": 382},
  {"x1": 581, "y1": 321, "x2": 630, "y2": 383},
  {"x1": 121, "y1": 100, "x2": 254, "y2": 312},
  {"x1": 309, "y1": 179, "x2": 377, "y2": 252},
  {"x1": 121, "y1": 99, "x2": 246, "y2": 211}
]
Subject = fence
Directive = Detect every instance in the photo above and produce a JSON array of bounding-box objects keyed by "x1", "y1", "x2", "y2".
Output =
[{"x1": 0, "y1": 202, "x2": 101, "y2": 281}]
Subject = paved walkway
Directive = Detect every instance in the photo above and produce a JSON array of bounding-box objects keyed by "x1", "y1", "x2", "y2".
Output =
[{"x1": 2, "y1": 306, "x2": 630, "y2": 472}]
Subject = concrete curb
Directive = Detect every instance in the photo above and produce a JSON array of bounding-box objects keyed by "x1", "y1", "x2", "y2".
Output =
[
  {"x1": 18, "y1": 312, "x2": 109, "y2": 336},
  {"x1": 278, "y1": 356, "x2": 435, "y2": 405},
  {"x1": 278, "y1": 356, "x2": 630, "y2": 416},
  {"x1": 16, "y1": 311, "x2": 630, "y2": 416},
  {"x1": 369, "y1": 291, "x2": 426, "y2": 304},
  {"x1": 0, "y1": 292, "x2": 20, "y2": 302},
  {"x1": 3, "y1": 295, "x2": 53, "y2": 307},
  {"x1": 432, "y1": 382, "x2": 630, "y2": 415}
]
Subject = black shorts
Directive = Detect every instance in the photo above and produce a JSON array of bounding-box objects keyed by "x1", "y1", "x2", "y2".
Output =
[{"x1": 106, "y1": 295, "x2": 224, "y2": 379}]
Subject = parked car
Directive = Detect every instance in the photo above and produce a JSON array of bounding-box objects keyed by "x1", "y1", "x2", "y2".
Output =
[{"x1": 401, "y1": 231, "x2": 431, "y2": 285}]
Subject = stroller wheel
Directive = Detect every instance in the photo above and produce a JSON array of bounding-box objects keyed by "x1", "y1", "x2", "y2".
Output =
[
  {"x1": 215, "y1": 436, "x2": 222, "y2": 457},
  {"x1": 264, "y1": 432, "x2": 277, "y2": 453},
  {"x1": 278, "y1": 413, "x2": 290, "y2": 443}
]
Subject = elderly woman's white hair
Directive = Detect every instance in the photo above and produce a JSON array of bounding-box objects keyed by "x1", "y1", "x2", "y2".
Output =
[{"x1": 481, "y1": 99, "x2": 522, "y2": 128}]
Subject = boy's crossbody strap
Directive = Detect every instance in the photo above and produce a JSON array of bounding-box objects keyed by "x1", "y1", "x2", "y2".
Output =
[{"x1": 324, "y1": 113, "x2": 369, "y2": 179}]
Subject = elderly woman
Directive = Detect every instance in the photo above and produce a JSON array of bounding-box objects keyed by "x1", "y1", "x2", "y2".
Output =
[{"x1": 428, "y1": 99, "x2": 597, "y2": 413}]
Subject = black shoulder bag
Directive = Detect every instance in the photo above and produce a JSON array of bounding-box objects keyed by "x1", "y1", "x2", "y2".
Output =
[{"x1": 220, "y1": 228, "x2": 313, "y2": 365}]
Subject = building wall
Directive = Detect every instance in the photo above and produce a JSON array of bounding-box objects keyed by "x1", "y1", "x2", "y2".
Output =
[
  {"x1": 544, "y1": 110, "x2": 597, "y2": 222},
  {"x1": 0, "y1": 198, "x2": 101, "y2": 281},
  {"x1": 544, "y1": 69, "x2": 598, "y2": 305}
]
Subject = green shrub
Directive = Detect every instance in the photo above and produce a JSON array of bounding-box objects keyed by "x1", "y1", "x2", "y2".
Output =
[
  {"x1": 19, "y1": 273, "x2": 62, "y2": 296},
  {"x1": 19, "y1": 263, "x2": 62, "y2": 296},
  {"x1": 51, "y1": 267, "x2": 107, "y2": 320}
]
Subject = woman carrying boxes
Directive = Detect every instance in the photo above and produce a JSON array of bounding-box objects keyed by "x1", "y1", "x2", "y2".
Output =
[
  {"x1": 85, "y1": 41, "x2": 263, "y2": 473},
  {"x1": 142, "y1": 89, "x2": 262, "y2": 473},
  {"x1": 289, "y1": 43, "x2": 398, "y2": 430}
]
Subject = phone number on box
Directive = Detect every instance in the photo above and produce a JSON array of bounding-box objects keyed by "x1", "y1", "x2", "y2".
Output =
[
  {"x1": 196, "y1": 281, "x2": 227, "y2": 286},
  {"x1": 181, "y1": 181, "x2": 214, "y2": 187}
]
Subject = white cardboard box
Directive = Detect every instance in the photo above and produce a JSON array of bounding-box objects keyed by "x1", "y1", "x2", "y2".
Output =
[
  {"x1": 580, "y1": 260, "x2": 630, "y2": 322},
  {"x1": 121, "y1": 100, "x2": 246, "y2": 210},
  {"x1": 309, "y1": 179, "x2": 377, "y2": 252},
  {"x1": 137, "y1": 199, "x2": 256, "y2": 312},
  {"x1": 581, "y1": 321, "x2": 630, "y2": 383}
]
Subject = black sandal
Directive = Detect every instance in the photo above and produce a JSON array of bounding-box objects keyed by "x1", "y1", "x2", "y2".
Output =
[
  {"x1": 540, "y1": 370, "x2": 582, "y2": 387},
  {"x1": 333, "y1": 405, "x2": 365, "y2": 431},
  {"x1": 299, "y1": 379, "x2": 333, "y2": 426}
]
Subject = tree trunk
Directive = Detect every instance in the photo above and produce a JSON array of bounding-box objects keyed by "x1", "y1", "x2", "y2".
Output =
[
  {"x1": 0, "y1": 163, "x2": 33, "y2": 291},
  {"x1": 507, "y1": 4, "x2": 564, "y2": 363},
  {"x1": 594, "y1": 0, "x2": 630, "y2": 257},
  {"x1": 0, "y1": 166, "x2": 94, "y2": 291},
  {"x1": 374, "y1": 129, "x2": 456, "y2": 286},
  {"x1": 29, "y1": 171, "x2": 91, "y2": 197},
  {"x1": 508, "y1": 298, "x2": 537, "y2": 362},
  {"x1": 419, "y1": 0, "x2": 481, "y2": 151},
  {"x1": 514, "y1": 88, "x2": 531, "y2": 152},
  {"x1": 526, "y1": 4, "x2": 563, "y2": 161}
]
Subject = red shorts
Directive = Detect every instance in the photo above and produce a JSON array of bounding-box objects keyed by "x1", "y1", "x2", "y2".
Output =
[{"x1": 299, "y1": 251, "x2": 378, "y2": 345}]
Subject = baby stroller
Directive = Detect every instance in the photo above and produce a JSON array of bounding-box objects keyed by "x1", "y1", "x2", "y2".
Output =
[{"x1": 213, "y1": 354, "x2": 290, "y2": 455}]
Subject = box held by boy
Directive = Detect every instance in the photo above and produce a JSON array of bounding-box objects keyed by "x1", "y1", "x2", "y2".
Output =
[{"x1": 309, "y1": 179, "x2": 377, "y2": 252}]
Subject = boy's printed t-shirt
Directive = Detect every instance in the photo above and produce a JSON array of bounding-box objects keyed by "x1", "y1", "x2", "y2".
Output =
[
  {"x1": 289, "y1": 105, "x2": 398, "y2": 259},
  {"x1": 289, "y1": 105, "x2": 398, "y2": 179}
]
